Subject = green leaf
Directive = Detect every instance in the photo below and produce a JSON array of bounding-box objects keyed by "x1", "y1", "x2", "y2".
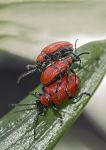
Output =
[{"x1": 0, "y1": 40, "x2": 106, "y2": 150}]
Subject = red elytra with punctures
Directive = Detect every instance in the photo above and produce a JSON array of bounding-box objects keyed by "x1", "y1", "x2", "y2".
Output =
[
  {"x1": 39, "y1": 73, "x2": 80, "y2": 106},
  {"x1": 36, "y1": 41, "x2": 73, "y2": 62},
  {"x1": 40, "y1": 56, "x2": 73, "y2": 85}
]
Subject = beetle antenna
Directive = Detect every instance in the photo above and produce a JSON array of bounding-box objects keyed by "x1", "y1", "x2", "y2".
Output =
[
  {"x1": 10, "y1": 103, "x2": 36, "y2": 106},
  {"x1": 17, "y1": 68, "x2": 37, "y2": 84},
  {"x1": 74, "y1": 39, "x2": 79, "y2": 53},
  {"x1": 77, "y1": 52, "x2": 89, "y2": 57},
  {"x1": 26, "y1": 64, "x2": 37, "y2": 70},
  {"x1": 75, "y1": 52, "x2": 89, "y2": 65}
]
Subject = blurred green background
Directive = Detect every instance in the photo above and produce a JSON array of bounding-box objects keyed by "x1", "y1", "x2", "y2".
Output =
[{"x1": 0, "y1": 1, "x2": 106, "y2": 150}]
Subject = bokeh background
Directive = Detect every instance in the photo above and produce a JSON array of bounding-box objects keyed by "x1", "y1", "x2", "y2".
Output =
[{"x1": 0, "y1": 1, "x2": 106, "y2": 150}]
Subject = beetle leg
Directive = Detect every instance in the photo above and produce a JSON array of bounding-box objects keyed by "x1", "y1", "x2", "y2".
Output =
[
  {"x1": 71, "y1": 92, "x2": 91, "y2": 104},
  {"x1": 65, "y1": 65, "x2": 72, "y2": 97},
  {"x1": 55, "y1": 74, "x2": 63, "y2": 100},
  {"x1": 68, "y1": 65, "x2": 78, "y2": 89},
  {"x1": 69, "y1": 66, "x2": 77, "y2": 82},
  {"x1": 13, "y1": 108, "x2": 35, "y2": 113},
  {"x1": 10, "y1": 103, "x2": 36, "y2": 106},
  {"x1": 65, "y1": 73, "x2": 70, "y2": 97},
  {"x1": 52, "y1": 103, "x2": 63, "y2": 125},
  {"x1": 33, "y1": 106, "x2": 48, "y2": 140},
  {"x1": 10, "y1": 102, "x2": 36, "y2": 113},
  {"x1": 56, "y1": 74, "x2": 62, "y2": 89},
  {"x1": 57, "y1": 75, "x2": 62, "y2": 87}
]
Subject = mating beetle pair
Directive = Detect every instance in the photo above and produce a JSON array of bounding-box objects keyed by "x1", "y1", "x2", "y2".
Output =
[
  {"x1": 18, "y1": 41, "x2": 88, "y2": 84},
  {"x1": 13, "y1": 41, "x2": 90, "y2": 139}
]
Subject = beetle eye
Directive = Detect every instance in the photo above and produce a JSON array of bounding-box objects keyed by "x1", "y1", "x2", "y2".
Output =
[
  {"x1": 61, "y1": 49, "x2": 65, "y2": 53},
  {"x1": 56, "y1": 52, "x2": 61, "y2": 56},
  {"x1": 51, "y1": 55, "x2": 57, "y2": 60},
  {"x1": 62, "y1": 51, "x2": 65, "y2": 54}
]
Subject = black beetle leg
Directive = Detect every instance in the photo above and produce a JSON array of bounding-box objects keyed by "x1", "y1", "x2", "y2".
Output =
[
  {"x1": 71, "y1": 92, "x2": 91, "y2": 104},
  {"x1": 52, "y1": 103, "x2": 63, "y2": 126}
]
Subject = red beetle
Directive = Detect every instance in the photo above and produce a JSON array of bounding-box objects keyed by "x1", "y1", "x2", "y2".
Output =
[
  {"x1": 17, "y1": 40, "x2": 89, "y2": 84},
  {"x1": 17, "y1": 41, "x2": 74, "y2": 83},
  {"x1": 40, "y1": 49, "x2": 89, "y2": 86},
  {"x1": 12, "y1": 73, "x2": 90, "y2": 139},
  {"x1": 40, "y1": 56, "x2": 75, "y2": 86},
  {"x1": 40, "y1": 73, "x2": 80, "y2": 106},
  {"x1": 36, "y1": 41, "x2": 73, "y2": 63}
]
